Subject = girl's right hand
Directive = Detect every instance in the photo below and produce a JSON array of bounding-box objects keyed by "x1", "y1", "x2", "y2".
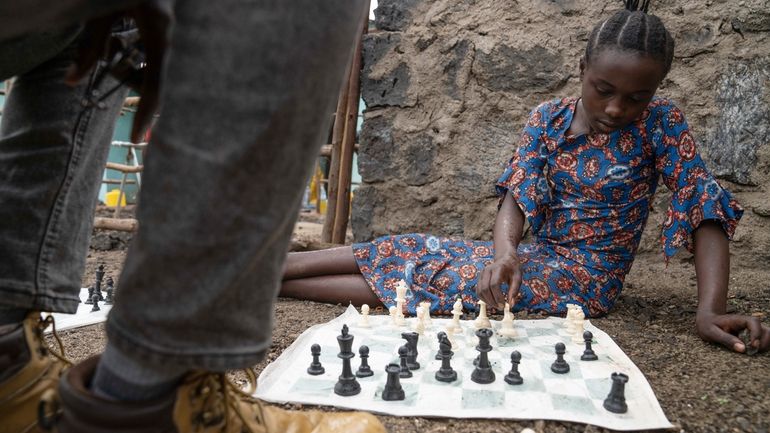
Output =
[{"x1": 477, "y1": 254, "x2": 522, "y2": 310}]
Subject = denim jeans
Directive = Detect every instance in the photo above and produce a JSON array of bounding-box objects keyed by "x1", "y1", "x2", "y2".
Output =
[
  {"x1": 0, "y1": 29, "x2": 129, "y2": 313},
  {"x1": 1, "y1": 0, "x2": 366, "y2": 371}
]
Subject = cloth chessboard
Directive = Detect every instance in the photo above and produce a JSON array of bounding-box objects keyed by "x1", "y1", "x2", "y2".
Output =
[
  {"x1": 45, "y1": 288, "x2": 113, "y2": 333},
  {"x1": 255, "y1": 305, "x2": 673, "y2": 431}
]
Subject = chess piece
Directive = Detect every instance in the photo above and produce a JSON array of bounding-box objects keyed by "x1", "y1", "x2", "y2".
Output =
[
  {"x1": 498, "y1": 302, "x2": 516, "y2": 338},
  {"x1": 382, "y1": 363, "x2": 405, "y2": 401},
  {"x1": 471, "y1": 328, "x2": 495, "y2": 384},
  {"x1": 104, "y1": 280, "x2": 115, "y2": 305},
  {"x1": 435, "y1": 331, "x2": 447, "y2": 360},
  {"x1": 565, "y1": 304, "x2": 577, "y2": 334},
  {"x1": 333, "y1": 324, "x2": 360, "y2": 396},
  {"x1": 397, "y1": 345, "x2": 412, "y2": 378},
  {"x1": 420, "y1": 301, "x2": 432, "y2": 326},
  {"x1": 581, "y1": 331, "x2": 598, "y2": 361},
  {"x1": 474, "y1": 300, "x2": 492, "y2": 329},
  {"x1": 356, "y1": 345, "x2": 373, "y2": 378},
  {"x1": 307, "y1": 343, "x2": 325, "y2": 375},
  {"x1": 571, "y1": 309, "x2": 586, "y2": 344},
  {"x1": 401, "y1": 332, "x2": 420, "y2": 370},
  {"x1": 89, "y1": 294, "x2": 100, "y2": 312},
  {"x1": 394, "y1": 280, "x2": 408, "y2": 326},
  {"x1": 358, "y1": 304, "x2": 370, "y2": 327},
  {"x1": 413, "y1": 306, "x2": 425, "y2": 334},
  {"x1": 504, "y1": 350, "x2": 524, "y2": 385},
  {"x1": 446, "y1": 298, "x2": 463, "y2": 335},
  {"x1": 603, "y1": 372, "x2": 629, "y2": 413},
  {"x1": 95, "y1": 264, "x2": 105, "y2": 300},
  {"x1": 434, "y1": 336, "x2": 457, "y2": 383},
  {"x1": 85, "y1": 286, "x2": 95, "y2": 304},
  {"x1": 389, "y1": 305, "x2": 398, "y2": 326},
  {"x1": 550, "y1": 342, "x2": 570, "y2": 374}
]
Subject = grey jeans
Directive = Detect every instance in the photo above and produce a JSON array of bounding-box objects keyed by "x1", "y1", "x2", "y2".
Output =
[{"x1": 0, "y1": 0, "x2": 366, "y2": 371}]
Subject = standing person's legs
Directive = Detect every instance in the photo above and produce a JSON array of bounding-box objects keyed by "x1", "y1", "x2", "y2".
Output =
[
  {"x1": 53, "y1": 1, "x2": 385, "y2": 432},
  {"x1": 0, "y1": 28, "x2": 130, "y2": 433}
]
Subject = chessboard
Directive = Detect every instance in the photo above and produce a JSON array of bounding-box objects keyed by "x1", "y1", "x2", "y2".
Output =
[
  {"x1": 255, "y1": 305, "x2": 673, "y2": 431},
  {"x1": 45, "y1": 287, "x2": 113, "y2": 333}
]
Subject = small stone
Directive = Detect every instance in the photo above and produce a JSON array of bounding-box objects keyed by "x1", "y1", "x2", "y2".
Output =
[{"x1": 752, "y1": 205, "x2": 770, "y2": 217}]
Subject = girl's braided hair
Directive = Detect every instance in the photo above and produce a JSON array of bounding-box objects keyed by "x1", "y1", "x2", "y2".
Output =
[{"x1": 585, "y1": 0, "x2": 675, "y2": 76}]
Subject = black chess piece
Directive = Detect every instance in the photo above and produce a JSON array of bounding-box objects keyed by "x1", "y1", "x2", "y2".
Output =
[
  {"x1": 401, "y1": 332, "x2": 420, "y2": 370},
  {"x1": 434, "y1": 336, "x2": 457, "y2": 383},
  {"x1": 397, "y1": 345, "x2": 412, "y2": 378},
  {"x1": 504, "y1": 350, "x2": 524, "y2": 385},
  {"x1": 307, "y1": 343, "x2": 325, "y2": 375},
  {"x1": 471, "y1": 328, "x2": 495, "y2": 384},
  {"x1": 95, "y1": 264, "x2": 105, "y2": 301},
  {"x1": 334, "y1": 324, "x2": 361, "y2": 396},
  {"x1": 90, "y1": 294, "x2": 100, "y2": 312},
  {"x1": 382, "y1": 363, "x2": 405, "y2": 401},
  {"x1": 603, "y1": 372, "x2": 629, "y2": 413},
  {"x1": 104, "y1": 287, "x2": 114, "y2": 305},
  {"x1": 551, "y1": 342, "x2": 570, "y2": 374},
  {"x1": 435, "y1": 331, "x2": 447, "y2": 360},
  {"x1": 85, "y1": 286, "x2": 95, "y2": 304},
  {"x1": 356, "y1": 345, "x2": 373, "y2": 378},
  {"x1": 581, "y1": 331, "x2": 598, "y2": 361}
]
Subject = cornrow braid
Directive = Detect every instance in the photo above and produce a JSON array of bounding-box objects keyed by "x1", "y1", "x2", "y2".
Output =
[{"x1": 585, "y1": 0, "x2": 674, "y2": 76}]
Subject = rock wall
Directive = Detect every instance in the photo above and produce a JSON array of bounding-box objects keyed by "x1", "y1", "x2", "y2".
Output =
[{"x1": 353, "y1": 0, "x2": 770, "y2": 268}]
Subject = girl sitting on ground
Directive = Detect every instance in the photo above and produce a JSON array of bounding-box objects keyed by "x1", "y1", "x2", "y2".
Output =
[{"x1": 280, "y1": 1, "x2": 769, "y2": 354}]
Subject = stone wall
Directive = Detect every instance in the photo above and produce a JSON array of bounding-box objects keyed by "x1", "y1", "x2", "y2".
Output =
[{"x1": 353, "y1": 0, "x2": 770, "y2": 268}]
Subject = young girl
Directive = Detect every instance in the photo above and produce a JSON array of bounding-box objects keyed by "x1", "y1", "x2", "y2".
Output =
[{"x1": 281, "y1": 1, "x2": 769, "y2": 354}]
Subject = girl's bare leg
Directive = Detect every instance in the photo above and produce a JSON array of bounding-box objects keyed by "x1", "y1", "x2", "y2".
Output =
[
  {"x1": 283, "y1": 246, "x2": 360, "y2": 280},
  {"x1": 279, "y1": 274, "x2": 382, "y2": 307}
]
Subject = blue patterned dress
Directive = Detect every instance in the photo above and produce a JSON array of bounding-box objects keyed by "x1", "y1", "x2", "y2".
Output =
[{"x1": 352, "y1": 97, "x2": 743, "y2": 317}]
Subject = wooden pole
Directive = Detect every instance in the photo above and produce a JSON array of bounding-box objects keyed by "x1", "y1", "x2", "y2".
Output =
[
  {"x1": 332, "y1": 2, "x2": 369, "y2": 244},
  {"x1": 321, "y1": 51, "x2": 353, "y2": 243},
  {"x1": 94, "y1": 217, "x2": 138, "y2": 232}
]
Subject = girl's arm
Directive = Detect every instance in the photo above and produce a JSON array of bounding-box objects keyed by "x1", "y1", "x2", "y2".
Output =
[
  {"x1": 694, "y1": 221, "x2": 770, "y2": 353},
  {"x1": 477, "y1": 193, "x2": 525, "y2": 309}
]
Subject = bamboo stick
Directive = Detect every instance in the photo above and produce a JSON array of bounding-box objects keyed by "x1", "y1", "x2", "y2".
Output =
[
  {"x1": 332, "y1": 2, "x2": 369, "y2": 244},
  {"x1": 93, "y1": 217, "x2": 138, "y2": 232}
]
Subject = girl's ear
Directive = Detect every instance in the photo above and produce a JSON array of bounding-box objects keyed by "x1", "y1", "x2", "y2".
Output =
[{"x1": 579, "y1": 57, "x2": 586, "y2": 80}]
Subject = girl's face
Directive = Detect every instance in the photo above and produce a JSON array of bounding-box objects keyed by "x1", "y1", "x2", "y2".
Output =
[{"x1": 580, "y1": 48, "x2": 666, "y2": 134}]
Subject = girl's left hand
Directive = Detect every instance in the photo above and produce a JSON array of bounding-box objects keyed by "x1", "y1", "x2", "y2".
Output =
[{"x1": 696, "y1": 312, "x2": 770, "y2": 354}]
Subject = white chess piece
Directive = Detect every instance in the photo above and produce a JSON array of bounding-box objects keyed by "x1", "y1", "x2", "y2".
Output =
[
  {"x1": 565, "y1": 304, "x2": 579, "y2": 335},
  {"x1": 446, "y1": 298, "x2": 463, "y2": 334},
  {"x1": 389, "y1": 305, "x2": 398, "y2": 326},
  {"x1": 571, "y1": 309, "x2": 586, "y2": 344},
  {"x1": 474, "y1": 300, "x2": 492, "y2": 329},
  {"x1": 394, "y1": 280, "x2": 408, "y2": 326},
  {"x1": 420, "y1": 301, "x2": 432, "y2": 327},
  {"x1": 358, "y1": 304, "x2": 370, "y2": 327},
  {"x1": 498, "y1": 302, "x2": 516, "y2": 337},
  {"x1": 413, "y1": 306, "x2": 426, "y2": 334}
]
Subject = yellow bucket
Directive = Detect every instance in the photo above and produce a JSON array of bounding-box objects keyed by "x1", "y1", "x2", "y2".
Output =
[{"x1": 105, "y1": 189, "x2": 126, "y2": 207}]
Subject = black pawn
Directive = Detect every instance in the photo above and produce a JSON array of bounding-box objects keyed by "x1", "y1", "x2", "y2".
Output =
[
  {"x1": 401, "y1": 332, "x2": 420, "y2": 370},
  {"x1": 90, "y1": 294, "x2": 100, "y2": 312},
  {"x1": 95, "y1": 265, "x2": 105, "y2": 301},
  {"x1": 581, "y1": 331, "x2": 598, "y2": 361},
  {"x1": 398, "y1": 345, "x2": 412, "y2": 378},
  {"x1": 356, "y1": 345, "x2": 373, "y2": 378},
  {"x1": 551, "y1": 342, "x2": 570, "y2": 374},
  {"x1": 334, "y1": 324, "x2": 361, "y2": 396},
  {"x1": 603, "y1": 372, "x2": 629, "y2": 413},
  {"x1": 104, "y1": 287, "x2": 114, "y2": 305},
  {"x1": 435, "y1": 331, "x2": 447, "y2": 360},
  {"x1": 471, "y1": 328, "x2": 495, "y2": 384},
  {"x1": 434, "y1": 337, "x2": 457, "y2": 383},
  {"x1": 307, "y1": 343, "x2": 325, "y2": 375},
  {"x1": 504, "y1": 350, "x2": 524, "y2": 385},
  {"x1": 382, "y1": 363, "x2": 405, "y2": 401},
  {"x1": 85, "y1": 286, "x2": 95, "y2": 304}
]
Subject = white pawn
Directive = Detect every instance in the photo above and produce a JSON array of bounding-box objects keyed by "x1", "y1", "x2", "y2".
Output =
[
  {"x1": 358, "y1": 304, "x2": 370, "y2": 327},
  {"x1": 420, "y1": 301, "x2": 432, "y2": 327},
  {"x1": 474, "y1": 300, "x2": 492, "y2": 329},
  {"x1": 413, "y1": 306, "x2": 426, "y2": 334},
  {"x1": 498, "y1": 302, "x2": 516, "y2": 338},
  {"x1": 389, "y1": 305, "x2": 398, "y2": 327},
  {"x1": 446, "y1": 298, "x2": 463, "y2": 335}
]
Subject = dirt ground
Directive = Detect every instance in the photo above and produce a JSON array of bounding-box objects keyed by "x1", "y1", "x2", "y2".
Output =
[{"x1": 56, "y1": 206, "x2": 769, "y2": 433}]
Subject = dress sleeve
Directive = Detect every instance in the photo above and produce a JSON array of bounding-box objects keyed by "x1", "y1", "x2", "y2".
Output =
[
  {"x1": 654, "y1": 104, "x2": 744, "y2": 260},
  {"x1": 495, "y1": 102, "x2": 552, "y2": 234}
]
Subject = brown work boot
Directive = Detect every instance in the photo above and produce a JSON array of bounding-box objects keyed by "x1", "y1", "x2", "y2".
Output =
[
  {"x1": 0, "y1": 312, "x2": 70, "y2": 433},
  {"x1": 48, "y1": 356, "x2": 387, "y2": 433}
]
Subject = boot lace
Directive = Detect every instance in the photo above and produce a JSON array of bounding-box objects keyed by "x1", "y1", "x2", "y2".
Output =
[
  {"x1": 191, "y1": 368, "x2": 267, "y2": 433},
  {"x1": 38, "y1": 314, "x2": 73, "y2": 367}
]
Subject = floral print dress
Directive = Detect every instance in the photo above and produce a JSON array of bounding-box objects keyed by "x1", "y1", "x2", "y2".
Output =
[{"x1": 352, "y1": 97, "x2": 743, "y2": 318}]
